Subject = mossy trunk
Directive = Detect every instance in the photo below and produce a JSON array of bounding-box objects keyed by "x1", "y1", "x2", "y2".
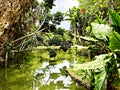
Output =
[{"x1": 0, "y1": 0, "x2": 35, "y2": 57}]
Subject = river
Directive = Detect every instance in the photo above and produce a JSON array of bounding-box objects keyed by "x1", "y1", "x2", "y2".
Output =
[{"x1": 0, "y1": 49, "x2": 89, "y2": 90}]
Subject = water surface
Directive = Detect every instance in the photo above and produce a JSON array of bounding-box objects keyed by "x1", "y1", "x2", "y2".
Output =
[{"x1": 0, "y1": 49, "x2": 88, "y2": 90}]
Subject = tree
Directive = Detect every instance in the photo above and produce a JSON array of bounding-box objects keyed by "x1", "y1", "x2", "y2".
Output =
[
  {"x1": 0, "y1": 0, "x2": 35, "y2": 59},
  {"x1": 0, "y1": 0, "x2": 58, "y2": 61}
]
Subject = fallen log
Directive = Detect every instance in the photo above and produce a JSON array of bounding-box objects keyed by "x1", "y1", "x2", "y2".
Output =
[{"x1": 65, "y1": 69, "x2": 90, "y2": 90}]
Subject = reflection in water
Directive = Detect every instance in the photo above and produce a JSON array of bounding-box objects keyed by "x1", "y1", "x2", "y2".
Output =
[
  {"x1": 0, "y1": 50, "x2": 87, "y2": 90},
  {"x1": 33, "y1": 60, "x2": 86, "y2": 90},
  {"x1": 0, "y1": 60, "x2": 86, "y2": 90},
  {"x1": 34, "y1": 60, "x2": 71, "y2": 86}
]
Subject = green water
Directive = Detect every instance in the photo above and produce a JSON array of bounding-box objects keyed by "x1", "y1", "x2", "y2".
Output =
[{"x1": 0, "y1": 49, "x2": 89, "y2": 90}]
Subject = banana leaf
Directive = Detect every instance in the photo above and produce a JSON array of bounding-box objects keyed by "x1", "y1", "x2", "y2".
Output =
[
  {"x1": 109, "y1": 31, "x2": 120, "y2": 51},
  {"x1": 108, "y1": 9, "x2": 120, "y2": 34}
]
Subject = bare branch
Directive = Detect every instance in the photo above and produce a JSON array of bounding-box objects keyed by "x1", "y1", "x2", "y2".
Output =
[
  {"x1": 11, "y1": 17, "x2": 46, "y2": 44},
  {"x1": 11, "y1": 28, "x2": 45, "y2": 44}
]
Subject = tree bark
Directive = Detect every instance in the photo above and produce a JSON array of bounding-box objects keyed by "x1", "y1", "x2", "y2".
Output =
[
  {"x1": 0, "y1": 0, "x2": 35, "y2": 56},
  {"x1": 109, "y1": 0, "x2": 114, "y2": 24}
]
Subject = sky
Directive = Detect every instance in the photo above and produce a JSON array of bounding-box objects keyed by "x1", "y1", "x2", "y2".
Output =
[
  {"x1": 51, "y1": 0, "x2": 79, "y2": 13},
  {"x1": 38, "y1": 0, "x2": 79, "y2": 30}
]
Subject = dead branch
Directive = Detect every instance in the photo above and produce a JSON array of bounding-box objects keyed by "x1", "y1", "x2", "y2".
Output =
[
  {"x1": 11, "y1": 28, "x2": 45, "y2": 44},
  {"x1": 11, "y1": 17, "x2": 46, "y2": 44}
]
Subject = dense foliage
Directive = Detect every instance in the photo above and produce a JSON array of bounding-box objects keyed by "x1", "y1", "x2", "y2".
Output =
[{"x1": 0, "y1": 0, "x2": 120, "y2": 90}]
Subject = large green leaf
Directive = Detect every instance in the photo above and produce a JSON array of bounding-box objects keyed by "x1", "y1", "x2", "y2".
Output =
[
  {"x1": 91, "y1": 23, "x2": 112, "y2": 41},
  {"x1": 108, "y1": 9, "x2": 120, "y2": 34},
  {"x1": 72, "y1": 53, "x2": 112, "y2": 70},
  {"x1": 94, "y1": 69, "x2": 107, "y2": 90},
  {"x1": 109, "y1": 31, "x2": 120, "y2": 51},
  {"x1": 73, "y1": 59, "x2": 109, "y2": 70},
  {"x1": 108, "y1": 9, "x2": 120, "y2": 26},
  {"x1": 71, "y1": 54, "x2": 112, "y2": 90}
]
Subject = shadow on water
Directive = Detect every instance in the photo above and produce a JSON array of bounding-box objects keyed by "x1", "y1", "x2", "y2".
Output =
[{"x1": 0, "y1": 49, "x2": 89, "y2": 90}]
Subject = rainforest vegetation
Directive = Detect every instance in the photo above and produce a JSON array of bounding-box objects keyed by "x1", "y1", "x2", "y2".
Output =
[{"x1": 0, "y1": 0, "x2": 120, "y2": 90}]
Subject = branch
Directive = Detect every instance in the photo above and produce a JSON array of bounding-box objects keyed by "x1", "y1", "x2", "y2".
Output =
[
  {"x1": 11, "y1": 28, "x2": 45, "y2": 44},
  {"x1": 11, "y1": 17, "x2": 46, "y2": 44}
]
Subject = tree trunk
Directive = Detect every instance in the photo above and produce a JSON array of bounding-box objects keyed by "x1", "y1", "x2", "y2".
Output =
[
  {"x1": 0, "y1": 0, "x2": 35, "y2": 57},
  {"x1": 109, "y1": 0, "x2": 114, "y2": 24}
]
